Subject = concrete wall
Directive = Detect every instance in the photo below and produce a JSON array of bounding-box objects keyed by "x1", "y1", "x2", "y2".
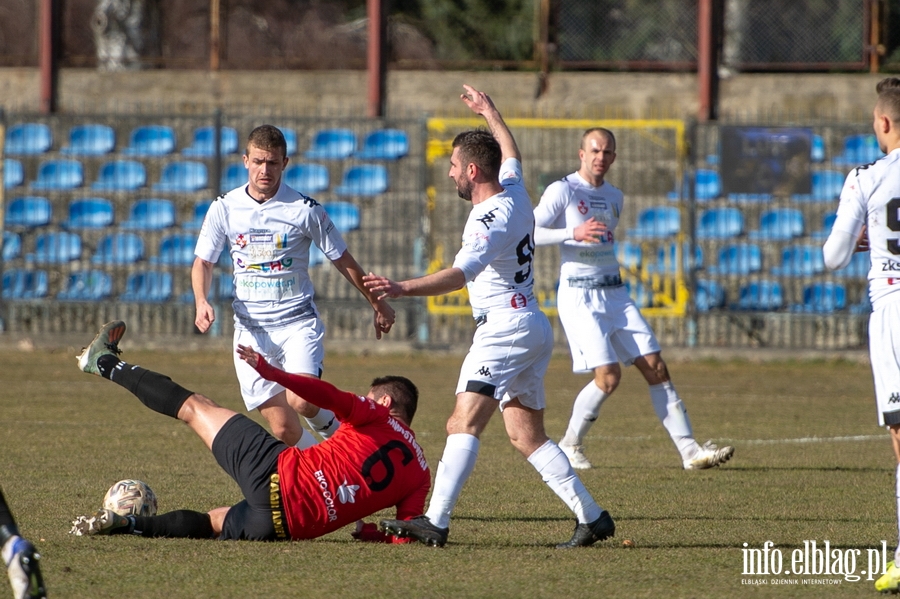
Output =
[{"x1": 0, "y1": 68, "x2": 887, "y2": 120}]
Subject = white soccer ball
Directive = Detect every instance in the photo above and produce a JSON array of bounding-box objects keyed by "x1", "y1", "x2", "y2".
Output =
[{"x1": 102, "y1": 479, "x2": 158, "y2": 517}]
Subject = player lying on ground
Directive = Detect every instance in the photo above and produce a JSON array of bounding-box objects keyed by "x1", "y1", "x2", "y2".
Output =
[
  {"x1": 1, "y1": 487, "x2": 47, "y2": 599},
  {"x1": 69, "y1": 321, "x2": 429, "y2": 543}
]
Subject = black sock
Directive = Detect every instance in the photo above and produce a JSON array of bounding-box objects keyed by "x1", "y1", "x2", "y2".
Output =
[
  {"x1": 131, "y1": 510, "x2": 215, "y2": 539},
  {"x1": 98, "y1": 355, "x2": 193, "y2": 419}
]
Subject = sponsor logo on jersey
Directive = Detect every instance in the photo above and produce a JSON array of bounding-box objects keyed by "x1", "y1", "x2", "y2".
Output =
[
  {"x1": 302, "y1": 195, "x2": 320, "y2": 207},
  {"x1": 476, "y1": 366, "x2": 492, "y2": 378},
  {"x1": 235, "y1": 234, "x2": 248, "y2": 248},
  {"x1": 246, "y1": 257, "x2": 293, "y2": 272},
  {"x1": 313, "y1": 470, "x2": 339, "y2": 522},
  {"x1": 510, "y1": 292, "x2": 528, "y2": 308},
  {"x1": 890, "y1": 393, "x2": 900, "y2": 404},
  {"x1": 249, "y1": 233, "x2": 273, "y2": 244},
  {"x1": 881, "y1": 260, "x2": 900, "y2": 271},
  {"x1": 577, "y1": 199, "x2": 589, "y2": 215},
  {"x1": 337, "y1": 480, "x2": 360, "y2": 504},
  {"x1": 275, "y1": 234, "x2": 288, "y2": 249},
  {"x1": 463, "y1": 231, "x2": 490, "y2": 253}
]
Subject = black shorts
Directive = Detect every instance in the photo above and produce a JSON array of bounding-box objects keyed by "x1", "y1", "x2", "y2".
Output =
[{"x1": 211, "y1": 414, "x2": 290, "y2": 541}]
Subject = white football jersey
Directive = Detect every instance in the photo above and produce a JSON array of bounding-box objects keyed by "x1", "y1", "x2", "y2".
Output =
[
  {"x1": 832, "y1": 148, "x2": 900, "y2": 307},
  {"x1": 451, "y1": 158, "x2": 538, "y2": 316},
  {"x1": 534, "y1": 172, "x2": 624, "y2": 280},
  {"x1": 194, "y1": 182, "x2": 348, "y2": 327}
]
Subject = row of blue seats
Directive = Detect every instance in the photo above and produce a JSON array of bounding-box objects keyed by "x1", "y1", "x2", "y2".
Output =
[
  {"x1": 4, "y1": 197, "x2": 362, "y2": 232},
  {"x1": 617, "y1": 240, "x2": 867, "y2": 278},
  {"x1": 691, "y1": 279, "x2": 869, "y2": 314},
  {"x1": 3, "y1": 158, "x2": 390, "y2": 196},
  {"x1": 628, "y1": 206, "x2": 834, "y2": 240},
  {"x1": 668, "y1": 169, "x2": 850, "y2": 203},
  {"x1": 4, "y1": 124, "x2": 410, "y2": 160},
  {"x1": 702, "y1": 133, "x2": 884, "y2": 169},
  {"x1": 2, "y1": 268, "x2": 236, "y2": 303}
]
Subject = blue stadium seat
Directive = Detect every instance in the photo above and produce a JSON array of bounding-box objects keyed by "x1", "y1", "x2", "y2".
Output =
[
  {"x1": 726, "y1": 192, "x2": 774, "y2": 203},
  {"x1": 832, "y1": 134, "x2": 885, "y2": 166},
  {"x1": 850, "y1": 289, "x2": 873, "y2": 315},
  {"x1": 770, "y1": 244, "x2": 825, "y2": 276},
  {"x1": 150, "y1": 233, "x2": 197, "y2": 266},
  {"x1": 28, "y1": 231, "x2": 81, "y2": 263},
  {"x1": 284, "y1": 163, "x2": 329, "y2": 194},
  {"x1": 791, "y1": 170, "x2": 845, "y2": 203},
  {"x1": 119, "y1": 271, "x2": 172, "y2": 302},
  {"x1": 834, "y1": 251, "x2": 869, "y2": 278},
  {"x1": 120, "y1": 199, "x2": 176, "y2": 230},
  {"x1": 325, "y1": 201, "x2": 361, "y2": 232},
  {"x1": 216, "y1": 272, "x2": 234, "y2": 299},
  {"x1": 624, "y1": 280, "x2": 653, "y2": 308},
  {"x1": 152, "y1": 161, "x2": 208, "y2": 192},
  {"x1": 626, "y1": 206, "x2": 680, "y2": 239},
  {"x1": 309, "y1": 246, "x2": 326, "y2": 267},
  {"x1": 810, "y1": 213, "x2": 837, "y2": 240},
  {"x1": 60, "y1": 124, "x2": 115, "y2": 155},
  {"x1": 92, "y1": 232, "x2": 144, "y2": 264},
  {"x1": 667, "y1": 169, "x2": 720, "y2": 202},
  {"x1": 31, "y1": 159, "x2": 83, "y2": 190},
  {"x1": 278, "y1": 127, "x2": 298, "y2": 156},
  {"x1": 6, "y1": 196, "x2": 52, "y2": 228},
  {"x1": 734, "y1": 279, "x2": 783, "y2": 311},
  {"x1": 92, "y1": 160, "x2": 146, "y2": 191},
  {"x1": 697, "y1": 207, "x2": 743, "y2": 239},
  {"x1": 646, "y1": 242, "x2": 703, "y2": 274},
  {"x1": 792, "y1": 282, "x2": 846, "y2": 313},
  {"x1": 707, "y1": 243, "x2": 762, "y2": 276},
  {"x1": 695, "y1": 279, "x2": 726, "y2": 312},
  {"x1": 5, "y1": 123, "x2": 52, "y2": 155},
  {"x1": 1, "y1": 269, "x2": 49, "y2": 300},
  {"x1": 56, "y1": 270, "x2": 112, "y2": 301},
  {"x1": 354, "y1": 129, "x2": 409, "y2": 160},
  {"x1": 305, "y1": 129, "x2": 357, "y2": 160},
  {"x1": 334, "y1": 164, "x2": 388, "y2": 196},
  {"x1": 811, "y1": 134, "x2": 825, "y2": 162},
  {"x1": 183, "y1": 199, "x2": 212, "y2": 230},
  {"x1": 181, "y1": 126, "x2": 239, "y2": 157},
  {"x1": 64, "y1": 198, "x2": 114, "y2": 229},
  {"x1": 616, "y1": 241, "x2": 642, "y2": 270},
  {"x1": 3, "y1": 231, "x2": 21, "y2": 261},
  {"x1": 747, "y1": 208, "x2": 804, "y2": 240},
  {"x1": 122, "y1": 125, "x2": 176, "y2": 156},
  {"x1": 220, "y1": 163, "x2": 248, "y2": 191},
  {"x1": 4, "y1": 159, "x2": 24, "y2": 189}
]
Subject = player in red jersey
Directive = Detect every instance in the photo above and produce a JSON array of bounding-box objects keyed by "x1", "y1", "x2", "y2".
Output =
[{"x1": 69, "y1": 321, "x2": 429, "y2": 544}]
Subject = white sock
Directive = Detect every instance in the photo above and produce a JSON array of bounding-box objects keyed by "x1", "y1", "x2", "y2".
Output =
[
  {"x1": 895, "y1": 463, "x2": 900, "y2": 564},
  {"x1": 649, "y1": 382, "x2": 700, "y2": 460},
  {"x1": 305, "y1": 408, "x2": 339, "y2": 439},
  {"x1": 295, "y1": 429, "x2": 318, "y2": 450},
  {"x1": 424, "y1": 433, "x2": 480, "y2": 530},
  {"x1": 1, "y1": 535, "x2": 20, "y2": 565},
  {"x1": 527, "y1": 440, "x2": 602, "y2": 524},
  {"x1": 561, "y1": 381, "x2": 609, "y2": 447}
]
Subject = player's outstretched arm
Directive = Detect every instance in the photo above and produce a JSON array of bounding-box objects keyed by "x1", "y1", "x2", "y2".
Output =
[
  {"x1": 329, "y1": 250, "x2": 395, "y2": 339},
  {"x1": 363, "y1": 268, "x2": 467, "y2": 301},
  {"x1": 459, "y1": 84, "x2": 520, "y2": 163}
]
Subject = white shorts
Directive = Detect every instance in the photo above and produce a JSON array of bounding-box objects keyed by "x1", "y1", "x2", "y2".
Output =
[
  {"x1": 557, "y1": 284, "x2": 660, "y2": 373},
  {"x1": 869, "y1": 302, "x2": 900, "y2": 427},
  {"x1": 455, "y1": 310, "x2": 553, "y2": 411},
  {"x1": 233, "y1": 319, "x2": 325, "y2": 411}
]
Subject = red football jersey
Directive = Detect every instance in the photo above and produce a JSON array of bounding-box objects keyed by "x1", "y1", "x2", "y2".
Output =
[{"x1": 255, "y1": 360, "x2": 431, "y2": 540}]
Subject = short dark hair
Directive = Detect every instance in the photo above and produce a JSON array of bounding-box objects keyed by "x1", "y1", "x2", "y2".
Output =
[
  {"x1": 370, "y1": 375, "x2": 419, "y2": 424},
  {"x1": 452, "y1": 129, "x2": 501, "y2": 181},
  {"x1": 581, "y1": 128, "x2": 616, "y2": 152},
  {"x1": 246, "y1": 125, "x2": 287, "y2": 157},
  {"x1": 876, "y1": 77, "x2": 900, "y2": 124}
]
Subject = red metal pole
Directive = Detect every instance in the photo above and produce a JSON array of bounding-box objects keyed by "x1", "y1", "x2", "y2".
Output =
[
  {"x1": 39, "y1": 0, "x2": 54, "y2": 113},
  {"x1": 367, "y1": 0, "x2": 385, "y2": 118},
  {"x1": 697, "y1": 0, "x2": 713, "y2": 122}
]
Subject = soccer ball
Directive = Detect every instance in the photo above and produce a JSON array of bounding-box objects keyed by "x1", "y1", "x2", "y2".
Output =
[{"x1": 102, "y1": 479, "x2": 158, "y2": 517}]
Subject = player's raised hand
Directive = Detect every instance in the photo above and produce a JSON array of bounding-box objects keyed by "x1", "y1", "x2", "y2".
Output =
[
  {"x1": 460, "y1": 84, "x2": 497, "y2": 117},
  {"x1": 363, "y1": 273, "x2": 404, "y2": 301},
  {"x1": 236, "y1": 344, "x2": 261, "y2": 369},
  {"x1": 574, "y1": 217, "x2": 607, "y2": 243}
]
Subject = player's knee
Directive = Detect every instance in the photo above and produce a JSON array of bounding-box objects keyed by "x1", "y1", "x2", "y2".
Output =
[{"x1": 594, "y1": 371, "x2": 620, "y2": 394}]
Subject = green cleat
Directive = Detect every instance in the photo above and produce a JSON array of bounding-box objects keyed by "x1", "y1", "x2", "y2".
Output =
[
  {"x1": 76, "y1": 321, "x2": 126, "y2": 376},
  {"x1": 876, "y1": 560, "x2": 900, "y2": 593}
]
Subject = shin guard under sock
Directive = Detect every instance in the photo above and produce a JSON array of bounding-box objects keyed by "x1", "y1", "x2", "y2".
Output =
[
  {"x1": 98, "y1": 354, "x2": 193, "y2": 419},
  {"x1": 131, "y1": 510, "x2": 215, "y2": 539}
]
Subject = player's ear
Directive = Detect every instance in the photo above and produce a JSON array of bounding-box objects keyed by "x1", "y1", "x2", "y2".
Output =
[{"x1": 374, "y1": 394, "x2": 393, "y2": 409}]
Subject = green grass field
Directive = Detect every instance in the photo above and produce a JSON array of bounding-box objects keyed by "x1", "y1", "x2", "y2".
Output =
[{"x1": 1, "y1": 344, "x2": 894, "y2": 598}]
